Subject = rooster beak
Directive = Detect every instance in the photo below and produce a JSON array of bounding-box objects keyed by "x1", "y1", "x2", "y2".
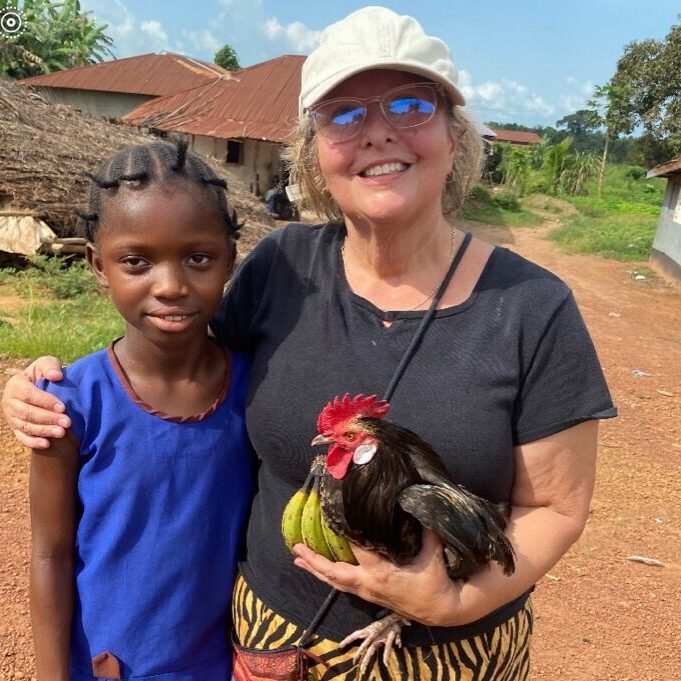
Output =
[{"x1": 311, "y1": 434, "x2": 333, "y2": 446}]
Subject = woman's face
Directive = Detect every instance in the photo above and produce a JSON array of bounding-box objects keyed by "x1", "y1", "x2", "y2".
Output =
[{"x1": 314, "y1": 69, "x2": 457, "y2": 229}]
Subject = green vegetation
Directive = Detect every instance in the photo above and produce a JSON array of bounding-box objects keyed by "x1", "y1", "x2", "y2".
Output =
[
  {"x1": 548, "y1": 164, "x2": 664, "y2": 261},
  {"x1": 0, "y1": 293, "x2": 122, "y2": 363},
  {"x1": 0, "y1": 257, "x2": 121, "y2": 362},
  {"x1": 460, "y1": 184, "x2": 544, "y2": 227},
  {"x1": 461, "y1": 161, "x2": 665, "y2": 262},
  {"x1": 1, "y1": 0, "x2": 115, "y2": 79},
  {"x1": 214, "y1": 44, "x2": 240, "y2": 71}
]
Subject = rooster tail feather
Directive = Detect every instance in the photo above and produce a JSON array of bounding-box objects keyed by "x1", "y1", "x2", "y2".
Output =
[{"x1": 398, "y1": 483, "x2": 515, "y2": 577}]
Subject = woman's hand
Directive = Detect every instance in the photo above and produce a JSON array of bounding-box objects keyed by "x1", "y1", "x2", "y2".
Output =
[
  {"x1": 1, "y1": 356, "x2": 69, "y2": 449},
  {"x1": 293, "y1": 529, "x2": 464, "y2": 627}
]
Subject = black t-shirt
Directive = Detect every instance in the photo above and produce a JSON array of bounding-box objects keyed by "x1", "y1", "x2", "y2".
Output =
[{"x1": 212, "y1": 222, "x2": 616, "y2": 644}]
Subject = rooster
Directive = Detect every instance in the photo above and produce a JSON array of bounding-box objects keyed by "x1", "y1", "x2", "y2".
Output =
[{"x1": 310, "y1": 394, "x2": 515, "y2": 669}]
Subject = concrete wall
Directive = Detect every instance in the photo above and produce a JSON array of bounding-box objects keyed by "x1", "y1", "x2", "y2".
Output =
[
  {"x1": 33, "y1": 87, "x2": 154, "y2": 119},
  {"x1": 190, "y1": 135, "x2": 284, "y2": 197},
  {"x1": 650, "y1": 175, "x2": 681, "y2": 281}
]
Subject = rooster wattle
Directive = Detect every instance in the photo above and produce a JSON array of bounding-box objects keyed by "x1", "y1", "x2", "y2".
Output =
[{"x1": 308, "y1": 393, "x2": 516, "y2": 670}]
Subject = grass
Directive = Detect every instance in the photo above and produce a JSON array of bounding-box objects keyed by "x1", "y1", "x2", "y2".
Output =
[
  {"x1": 0, "y1": 258, "x2": 122, "y2": 362},
  {"x1": 548, "y1": 211, "x2": 656, "y2": 261},
  {"x1": 0, "y1": 292, "x2": 122, "y2": 363},
  {"x1": 461, "y1": 185, "x2": 545, "y2": 227},
  {"x1": 462, "y1": 163, "x2": 667, "y2": 262},
  {"x1": 549, "y1": 164, "x2": 665, "y2": 261}
]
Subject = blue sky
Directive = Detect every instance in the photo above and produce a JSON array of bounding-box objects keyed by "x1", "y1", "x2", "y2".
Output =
[{"x1": 80, "y1": 0, "x2": 680, "y2": 128}]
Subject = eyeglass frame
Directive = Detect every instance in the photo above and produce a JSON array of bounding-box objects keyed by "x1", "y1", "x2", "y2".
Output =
[{"x1": 306, "y1": 82, "x2": 447, "y2": 141}]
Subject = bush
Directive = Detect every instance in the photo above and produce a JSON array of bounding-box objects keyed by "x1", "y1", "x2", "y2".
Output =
[
  {"x1": 3, "y1": 255, "x2": 99, "y2": 299},
  {"x1": 492, "y1": 193, "x2": 521, "y2": 211},
  {"x1": 625, "y1": 166, "x2": 647, "y2": 181},
  {"x1": 467, "y1": 184, "x2": 492, "y2": 202}
]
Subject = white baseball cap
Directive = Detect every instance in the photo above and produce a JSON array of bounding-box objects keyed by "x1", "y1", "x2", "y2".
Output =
[{"x1": 299, "y1": 6, "x2": 465, "y2": 115}]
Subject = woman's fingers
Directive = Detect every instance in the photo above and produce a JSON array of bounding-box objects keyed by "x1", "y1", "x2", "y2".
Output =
[
  {"x1": 1, "y1": 373, "x2": 70, "y2": 449},
  {"x1": 23, "y1": 356, "x2": 63, "y2": 382},
  {"x1": 293, "y1": 544, "x2": 360, "y2": 591}
]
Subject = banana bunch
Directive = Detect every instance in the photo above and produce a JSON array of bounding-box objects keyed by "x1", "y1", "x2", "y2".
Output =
[{"x1": 281, "y1": 457, "x2": 357, "y2": 564}]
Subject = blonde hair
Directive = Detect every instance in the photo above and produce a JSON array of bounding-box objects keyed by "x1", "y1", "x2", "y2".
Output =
[{"x1": 284, "y1": 103, "x2": 484, "y2": 223}]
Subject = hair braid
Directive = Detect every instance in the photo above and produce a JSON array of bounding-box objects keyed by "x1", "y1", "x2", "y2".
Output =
[{"x1": 77, "y1": 138, "x2": 241, "y2": 242}]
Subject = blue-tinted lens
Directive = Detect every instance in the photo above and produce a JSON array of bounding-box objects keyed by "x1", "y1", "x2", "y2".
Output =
[
  {"x1": 388, "y1": 96, "x2": 436, "y2": 116},
  {"x1": 330, "y1": 104, "x2": 366, "y2": 127}
]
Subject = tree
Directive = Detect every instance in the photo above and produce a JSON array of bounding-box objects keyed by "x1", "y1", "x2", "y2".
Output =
[
  {"x1": 607, "y1": 19, "x2": 681, "y2": 164},
  {"x1": 0, "y1": 0, "x2": 115, "y2": 79},
  {"x1": 214, "y1": 44, "x2": 240, "y2": 71},
  {"x1": 555, "y1": 110, "x2": 602, "y2": 137},
  {"x1": 587, "y1": 83, "x2": 630, "y2": 195}
]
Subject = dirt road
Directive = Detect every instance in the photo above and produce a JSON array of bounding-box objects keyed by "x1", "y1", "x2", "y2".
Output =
[{"x1": 1, "y1": 221, "x2": 680, "y2": 680}]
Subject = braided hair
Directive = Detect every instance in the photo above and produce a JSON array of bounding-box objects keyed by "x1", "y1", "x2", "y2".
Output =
[{"x1": 77, "y1": 138, "x2": 241, "y2": 242}]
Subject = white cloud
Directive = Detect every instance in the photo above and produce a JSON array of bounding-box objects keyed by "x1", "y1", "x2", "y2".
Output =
[
  {"x1": 140, "y1": 20, "x2": 169, "y2": 47},
  {"x1": 262, "y1": 17, "x2": 320, "y2": 52},
  {"x1": 558, "y1": 78, "x2": 596, "y2": 114},
  {"x1": 182, "y1": 29, "x2": 222, "y2": 55},
  {"x1": 458, "y1": 69, "x2": 555, "y2": 121},
  {"x1": 82, "y1": 0, "x2": 172, "y2": 55}
]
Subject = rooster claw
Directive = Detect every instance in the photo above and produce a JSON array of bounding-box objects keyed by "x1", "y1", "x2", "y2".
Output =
[{"x1": 339, "y1": 611, "x2": 410, "y2": 674}]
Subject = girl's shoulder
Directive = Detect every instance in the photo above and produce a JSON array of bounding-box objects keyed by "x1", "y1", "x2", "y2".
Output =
[{"x1": 39, "y1": 347, "x2": 111, "y2": 397}]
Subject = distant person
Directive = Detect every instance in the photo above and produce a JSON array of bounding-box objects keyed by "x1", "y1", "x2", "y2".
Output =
[
  {"x1": 25, "y1": 139, "x2": 253, "y2": 681},
  {"x1": 3, "y1": 6, "x2": 616, "y2": 680},
  {"x1": 264, "y1": 174, "x2": 281, "y2": 215}
]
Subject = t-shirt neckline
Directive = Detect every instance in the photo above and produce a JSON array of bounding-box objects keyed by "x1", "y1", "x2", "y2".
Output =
[{"x1": 333, "y1": 227, "x2": 496, "y2": 322}]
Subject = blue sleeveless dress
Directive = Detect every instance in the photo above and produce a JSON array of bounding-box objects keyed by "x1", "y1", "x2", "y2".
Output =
[{"x1": 42, "y1": 346, "x2": 254, "y2": 681}]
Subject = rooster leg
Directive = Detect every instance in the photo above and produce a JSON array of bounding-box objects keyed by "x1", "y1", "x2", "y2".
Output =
[{"x1": 339, "y1": 611, "x2": 410, "y2": 674}]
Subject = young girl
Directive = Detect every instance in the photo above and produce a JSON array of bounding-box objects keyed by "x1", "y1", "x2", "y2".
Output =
[{"x1": 29, "y1": 140, "x2": 253, "y2": 681}]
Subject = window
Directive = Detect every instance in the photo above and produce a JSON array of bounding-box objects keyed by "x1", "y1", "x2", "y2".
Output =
[{"x1": 226, "y1": 140, "x2": 243, "y2": 164}]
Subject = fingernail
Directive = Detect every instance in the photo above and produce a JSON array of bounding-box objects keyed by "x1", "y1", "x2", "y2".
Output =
[
  {"x1": 52, "y1": 427, "x2": 64, "y2": 437},
  {"x1": 58, "y1": 417, "x2": 70, "y2": 428},
  {"x1": 53, "y1": 403, "x2": 66, "y2": 413}
]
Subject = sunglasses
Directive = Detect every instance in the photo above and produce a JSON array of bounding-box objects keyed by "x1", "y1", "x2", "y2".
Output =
[{"x1": 308, "y1": 82, "x2": 443, "y2": 142}]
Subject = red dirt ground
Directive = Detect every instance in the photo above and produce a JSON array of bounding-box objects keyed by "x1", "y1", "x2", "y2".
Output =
[{"x1": 1, "y1": 221, "x2": 680, "y2": 680}]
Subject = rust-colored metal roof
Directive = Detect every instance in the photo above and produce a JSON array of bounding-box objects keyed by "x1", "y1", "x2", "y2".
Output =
[
  {"x1": 647, "y1": 157, "x2": 681, "y2": 178},
  {"x1": 490, "y1": 128, "x2": 542, "y2": 145},
  {"x1": 21, "y1": 53, "x2": 228, "y2": 97},
  {"x1": 122, "y1": 55, "x2": 305, "y2": 143}
]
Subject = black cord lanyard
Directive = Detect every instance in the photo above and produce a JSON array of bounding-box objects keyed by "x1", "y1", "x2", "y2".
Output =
[{"x1": 299, "y1": 231, "x2": 473, "y2": 649}]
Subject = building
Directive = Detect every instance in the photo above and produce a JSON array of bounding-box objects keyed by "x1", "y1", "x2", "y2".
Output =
[
  {"x1": 21, "y1": 53, "x2": 228, "y2": 119},
  {"x1": 489, "y1": 129, "x2": 542, "y2": 146},
  {"x1": 647, "y1": 158, "x2": 681, "y2": 282},
  {"x1": 122, "y1": 55, "x2": 304, "y2": 195}
]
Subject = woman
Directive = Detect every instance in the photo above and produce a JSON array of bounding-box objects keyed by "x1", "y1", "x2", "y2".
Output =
[{"x1": 3, "y1": 6, "x2": 616, "y2": 680}]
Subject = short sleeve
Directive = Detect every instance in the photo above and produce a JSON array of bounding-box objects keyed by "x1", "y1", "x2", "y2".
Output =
[
  {"x1": 513, "y1": 292, "x2": 617, "y2": 444},
  {"x1": 37, "y1": 375, "x2": 86, "y2": 445},
  {"x1": 210, "y1": 231, "x2": 281, "y2": 352}
]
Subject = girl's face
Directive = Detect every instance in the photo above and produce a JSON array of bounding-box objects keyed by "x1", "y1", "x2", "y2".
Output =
[
  {"x1": 314, "y1": 69, "x2": 458, "y2": 229},
  {"x1": 86, "y1": 183, "x2": 233, "y2": 347}
]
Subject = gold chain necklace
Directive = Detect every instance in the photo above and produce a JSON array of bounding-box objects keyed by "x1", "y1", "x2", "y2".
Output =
[{"x1": 341, "y1": 229, "x2": 458, "y2": 313}]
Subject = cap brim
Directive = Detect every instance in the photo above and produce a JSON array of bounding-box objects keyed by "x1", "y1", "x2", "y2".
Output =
[{"x1": 300, "y1": 62, "x2": 465, "y2": 114}]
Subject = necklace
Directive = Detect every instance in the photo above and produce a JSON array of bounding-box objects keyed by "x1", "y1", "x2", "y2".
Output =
[{"x1": 341, "y1": 229, "x2": 459, "y2": 314}]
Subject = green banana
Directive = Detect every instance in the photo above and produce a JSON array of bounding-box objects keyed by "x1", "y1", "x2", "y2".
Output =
[
  {"x1": 281, "y1": 471, "x2": 313, "y2": 554},
  {"x1": 282, "y1": 457, "x2": 356, "y2": 563},
  {"x1": 320, "y1": 514, "x2": 357, "y2": 565},
  {"x1": 300, "y1": 476, "x2": 335, "y2": 561}
]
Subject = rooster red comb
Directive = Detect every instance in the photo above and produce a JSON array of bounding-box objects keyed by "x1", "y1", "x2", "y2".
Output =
[{"x1": 317, "y1": 393, "x2": 390, "y2": 435}]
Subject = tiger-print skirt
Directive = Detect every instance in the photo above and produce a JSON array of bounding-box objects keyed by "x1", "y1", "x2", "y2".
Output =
[{"x1": 231, "y1": 574, "x2": 533, "y2": 680}]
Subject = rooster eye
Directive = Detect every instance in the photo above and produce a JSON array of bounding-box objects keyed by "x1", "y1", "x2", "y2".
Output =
[{"x1": 344, "y1": 432, "x2": 356, "y2": 441}]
